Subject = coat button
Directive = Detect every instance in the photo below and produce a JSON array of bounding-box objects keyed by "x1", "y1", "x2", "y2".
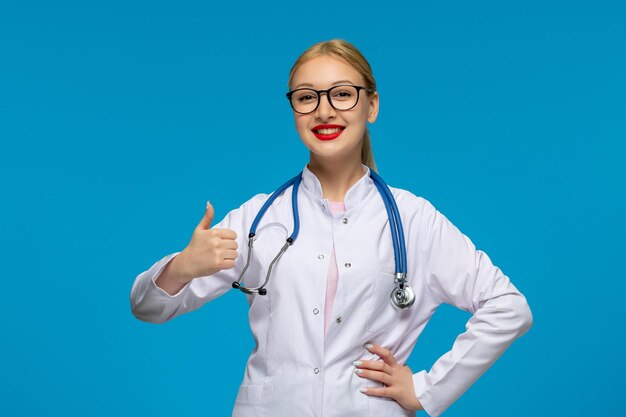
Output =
[
  {"x1": 342, "y1": 217, "x2": 349, "y2": 224},
  {"x1": 318, "y1": 254, "x2": 324, "y2": 259},
  {"x1": 314, "y1": 368, "x2": 320, "y2": 374},
  {"x1": 345, "y1": 262, "x2": 351, "y2": 268},
  {"x1": 336, "y1": 316, "x2": 343, "y2": 323},
  {"x1": 313, "y1": 308, "x2": 319, "y2": 315}
]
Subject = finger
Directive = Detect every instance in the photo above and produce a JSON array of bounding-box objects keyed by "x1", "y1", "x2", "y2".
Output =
[
  {"x1": 220, "y1": 259, "x2": 236, "y2": 270},
  {"x1": 221, "y1": 239, "x2": 239, "y2": 250},
  {"x1": 354, "y1": 368, "x2": 392, "y2": 386},
  {"x1": 354, "y1": 360, "x2": 392, "y2": 375},
  {"x1": 223, "y1": 249, "x2": 239, "y2": 260},
  {"x1": 360, "y1": 386, "x2": 390, "y2": 398},
  {"x1": 212, "y1": 228, "x2": 237, "y2": 240},
  {"x1": 196, "y1": 201, "x2": 214, "y2": 231},
  {"x1": 366, "y1": 343, "x2": 398, "y2": 367}
]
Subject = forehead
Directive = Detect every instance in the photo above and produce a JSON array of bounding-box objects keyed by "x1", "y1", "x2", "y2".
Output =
[{"x1": 291, "y1": 55, "x2": 364, "y2": 89}]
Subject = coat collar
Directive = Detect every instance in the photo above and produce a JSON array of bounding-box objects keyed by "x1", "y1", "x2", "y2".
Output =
[{"x1": 300, "y1": 163, "x2": 376, "y2": 211}]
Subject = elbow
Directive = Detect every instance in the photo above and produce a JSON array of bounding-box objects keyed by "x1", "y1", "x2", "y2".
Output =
[
  {"x1": 522, "y1": 303, "x2": 534, "y2": 335},
  {"x1": 483, "y1": 293, "x2": 534, "y2": 338},
  {"x1": 511, "y1": 294, "x2": 534, "y2": 337},
  {"x1": 130, "y1": 301, "x2": 154, "y2": 323},
  {"x1": 130, "y1": 297, "x2": 171, "y2": 325},
  {"x1": 131, "y1": 307, "x2": 170, "y2": 324}
]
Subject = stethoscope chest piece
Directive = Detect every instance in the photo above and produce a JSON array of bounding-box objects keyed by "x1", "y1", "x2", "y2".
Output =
[{"x1": 390, "y1": 284, "x2": 415, "y2": 309}]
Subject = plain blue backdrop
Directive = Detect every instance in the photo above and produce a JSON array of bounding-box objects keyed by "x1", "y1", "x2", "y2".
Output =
[{"x1": 1, "y1": 1, "x2": 624, "y2": 416}]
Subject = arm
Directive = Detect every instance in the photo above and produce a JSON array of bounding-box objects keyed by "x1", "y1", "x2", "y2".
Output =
[
  {"x1": 154, "y1": 250, "x2": 193, "y2": 296},
  {"x1": 412, "y1": 200, "x2": 534, "y2": 417},
  {"x1": 129, "y1": 195, "x2": 267, "y2": 324},
  {"x1": 129, "y1": 251, "x2": 187, "y2": 324}
]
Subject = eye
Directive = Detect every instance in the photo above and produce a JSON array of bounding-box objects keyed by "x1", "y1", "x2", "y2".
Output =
[
  {"x1": 332, "y1": 87, "x2": 355, "y2": 101},
  {"x1": 293, "y1": 90, "x2": 318, "y2": 103}
]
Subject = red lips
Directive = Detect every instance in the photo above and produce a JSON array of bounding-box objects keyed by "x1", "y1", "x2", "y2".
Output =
[{"x1": 312, "y1": 124, "x2": 345, "y2": 141}]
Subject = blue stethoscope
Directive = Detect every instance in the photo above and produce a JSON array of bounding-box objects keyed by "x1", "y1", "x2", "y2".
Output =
[{"x1": 232, "y1": 170, "x2": 416, "y2": 309}]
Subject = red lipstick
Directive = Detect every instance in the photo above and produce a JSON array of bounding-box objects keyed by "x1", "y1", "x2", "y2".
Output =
[{"x1": 312, "y1": 124, "x2": 345, "y2": 141}]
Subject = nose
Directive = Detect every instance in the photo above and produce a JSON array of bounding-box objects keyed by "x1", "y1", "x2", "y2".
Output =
[{"x1": 315, "y1": 92, "x2": 336, "y2": 121}]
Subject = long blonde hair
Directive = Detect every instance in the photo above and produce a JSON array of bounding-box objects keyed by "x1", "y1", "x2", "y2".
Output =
[{"x1": 288, "y1": 39, "x2": 378, "y2": 173}]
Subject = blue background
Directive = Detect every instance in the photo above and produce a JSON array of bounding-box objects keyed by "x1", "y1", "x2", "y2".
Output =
[{"x1": 1, "y1": 1, "x2": 624, "y2": 416}]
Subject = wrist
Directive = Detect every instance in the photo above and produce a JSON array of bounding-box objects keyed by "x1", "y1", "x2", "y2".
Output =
[
  {"x1": 170, "y1": 251, "x2": 194, "y2": 284},
  {"x1": 414, "y1": 398, "x2": 424, "y2": 412}
]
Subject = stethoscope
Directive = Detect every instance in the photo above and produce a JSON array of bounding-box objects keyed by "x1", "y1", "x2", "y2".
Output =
[{"x1": 231, "y1": 170, "x2": 416, "y2": 309}]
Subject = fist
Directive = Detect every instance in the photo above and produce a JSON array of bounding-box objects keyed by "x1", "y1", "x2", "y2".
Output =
[{"x1": 177, "y1": 201, "x2": 239, "y2": 282}]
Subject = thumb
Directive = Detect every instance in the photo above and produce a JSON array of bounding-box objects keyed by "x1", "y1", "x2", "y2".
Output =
[{"x1": 196, "y1": 200, "x2": 214, "y2": 230}]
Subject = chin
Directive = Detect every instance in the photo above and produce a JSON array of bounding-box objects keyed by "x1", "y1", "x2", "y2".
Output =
[
  {"x1": 300, "y1": 133, "x2": 361, "y2": 157},
  {"x1": 310, "y1": 145, "x2": 361, "y2": 162}
]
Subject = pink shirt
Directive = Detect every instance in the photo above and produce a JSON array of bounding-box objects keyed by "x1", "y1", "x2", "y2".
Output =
[{"x1": 324, "y1": 200, "x2": 345, "y2": 336}]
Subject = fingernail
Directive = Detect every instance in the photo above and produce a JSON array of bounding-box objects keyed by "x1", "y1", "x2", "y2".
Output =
[
  {"x1": 352, "y1": 360, "x2": 362, "y2": 366},
  {"x1": 360, "y1": 387, "x2": 368, "y2": 393},
  {"x1": 363, "y1": 343, "x2": 373, "y2": 349},
  {"x1": 206, "y1": 200, "x2": 211, "y2": 208},
  {"x1": 354, "y1": 369, "x2": 363, "y2": 374}
]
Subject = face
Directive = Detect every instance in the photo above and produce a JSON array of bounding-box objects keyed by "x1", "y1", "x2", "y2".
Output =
[{"x1": 289, "y1": 55, "x2": 379, "y2": 163}]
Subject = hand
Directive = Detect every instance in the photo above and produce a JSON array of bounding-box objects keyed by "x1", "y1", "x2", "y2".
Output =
[
  {"x1": 354, "y1": 343, "x2": 424, "y2": 412},
  {"x1": 176, "y1": 201, "x2": 239, "y2": 282}
]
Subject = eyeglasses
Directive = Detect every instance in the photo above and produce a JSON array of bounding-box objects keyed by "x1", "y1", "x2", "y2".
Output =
[{"x1": 286, "y1": 85, "x2": 373, "y2": 115}]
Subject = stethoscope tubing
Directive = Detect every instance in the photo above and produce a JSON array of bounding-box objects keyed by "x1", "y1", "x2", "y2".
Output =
[
  {"x1": 369, "y1": 170, "x2": 407, "y2": 274},
  {"x1": 250, "y1": 173, "x2": 302, "y2": 241},
  {"x1": 233, "y1": 169, "x2": 414, "y2": 308}
]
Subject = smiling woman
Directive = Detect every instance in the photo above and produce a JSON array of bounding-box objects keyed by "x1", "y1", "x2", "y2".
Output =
[
  {"x1": 287, "y1": 43, "x2": 379, "y2": 181},
  {"x1": 130, "y1": 39, "x2": 533, "y2": 417}
]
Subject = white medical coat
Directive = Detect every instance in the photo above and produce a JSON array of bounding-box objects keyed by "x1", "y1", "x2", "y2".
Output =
[{"x1": 130, "y1": 163, "x2": 533, "y2": 417}]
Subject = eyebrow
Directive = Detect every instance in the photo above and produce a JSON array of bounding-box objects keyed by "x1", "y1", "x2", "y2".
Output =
[{"x1": 293, "y1": 79, "x2": 357, "y2": 89}]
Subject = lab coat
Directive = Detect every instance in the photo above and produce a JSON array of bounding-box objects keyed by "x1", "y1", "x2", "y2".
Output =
[{"x1": 130, "y1": 163, "x2": 533, "y2": 417}]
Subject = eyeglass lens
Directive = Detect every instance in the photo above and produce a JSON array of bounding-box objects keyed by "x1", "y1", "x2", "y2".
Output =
[{"x1": 290, "y1": 85, "x2": 360, "y2": 114}]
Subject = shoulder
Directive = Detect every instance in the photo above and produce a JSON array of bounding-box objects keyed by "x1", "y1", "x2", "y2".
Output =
[
  {"x1": 245, "y1": 192, "x2": 272, "y2": 206},
  {"x1": 386, "y1": 185, "x2": 436, "y2": 216},
  {"x1": 216, "y1": 192, "x2": 271, "y2": 222},
  {"x1": 236, "y1": 192, "x2": 272, "y2": 213},
  {"x1": 385, "y1": 185, "x2": 448, "y2": 239}
]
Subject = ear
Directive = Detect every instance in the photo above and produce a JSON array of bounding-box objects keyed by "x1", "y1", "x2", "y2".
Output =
[{"x1": 367, "y1": 91, "x2": 379, "y2": 123}]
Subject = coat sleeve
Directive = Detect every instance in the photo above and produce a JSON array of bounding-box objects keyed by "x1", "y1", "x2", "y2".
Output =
[
  {"x1": 411, "y1": 199, "x2": 533, "y2": 417},
  {"x1": 129, "y1": 194, "x2": 268, "y2": 324}
]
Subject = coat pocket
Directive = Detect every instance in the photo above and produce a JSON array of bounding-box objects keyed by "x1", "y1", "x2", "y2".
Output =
[
  {"x1": 365, "y1": 270, "x2": 414, "y2": 334},
  {"x1": 232, "y1": 384, "x2": 263, "y2": 417},
  {"x1": 365, "y1": 271, "x2": 397, "y2": 334}
]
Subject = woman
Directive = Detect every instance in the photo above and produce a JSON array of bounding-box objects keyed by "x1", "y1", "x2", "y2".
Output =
[{"x1": 130, "y1": 39, "x2": 533, "y2": 417}]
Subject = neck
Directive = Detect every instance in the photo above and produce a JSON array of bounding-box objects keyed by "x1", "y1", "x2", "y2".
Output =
[{"x1": 307, "y1": 154, "x2": 366, "y2": 202}]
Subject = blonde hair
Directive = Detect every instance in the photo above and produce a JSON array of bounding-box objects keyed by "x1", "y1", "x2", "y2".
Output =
[{"x1": 288, "y1": 39, "x2": 378, "y2": 173}]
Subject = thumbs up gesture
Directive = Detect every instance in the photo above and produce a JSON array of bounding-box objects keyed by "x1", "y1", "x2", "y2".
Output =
[{"x1": 175, "y1": 201, "x2": 239, "y2": 283}]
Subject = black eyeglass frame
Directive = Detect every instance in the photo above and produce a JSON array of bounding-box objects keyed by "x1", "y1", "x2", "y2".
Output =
[{"x1": 285, "y1": 85, "x2": 374, "y2": 114}]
